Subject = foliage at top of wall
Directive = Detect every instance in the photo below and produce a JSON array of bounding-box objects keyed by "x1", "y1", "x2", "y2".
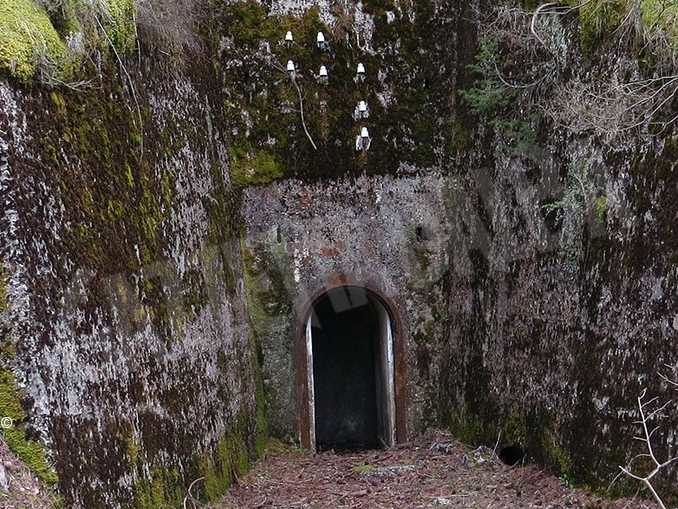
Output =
[
  {"x1": 564, "y1": 0, "x2": 677, "y2": 58},
  {"x1": 466, "y1": 2, "x2": 676, "y2": 144},
  {"x1": 0, "y1": 0, "x2": 68, "y2": 81},
  {"x1": 0, "y1": 0, "x2": 136, "y2": 83},
  {"x1": 521, "y1": 0, "x2": 676, "y2": 63}
]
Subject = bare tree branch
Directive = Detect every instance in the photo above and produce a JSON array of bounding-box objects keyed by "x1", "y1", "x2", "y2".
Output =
[
  {"x1": 182, "y1": 476, "x2": 205, "y2": 509},
  {"x1": 481, "y1": 1, "x2": 678, "y2": 139},
  {"x1": 618, "y1": 385, "x2": 678, "y2": 509},
  {"x1": 530, "y1": 2, "x2": 560, "y2": 52},
  {"x1": 291, "y1": 76, "x2": 318, "y2": 151},
  {"x1": 266, "y1": 58, "x2": 318, "y2": 151}
]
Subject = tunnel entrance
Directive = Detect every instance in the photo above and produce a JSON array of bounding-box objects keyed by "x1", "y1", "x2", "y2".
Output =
[{"x1": 306, "y1": 286, "x2": 396, "y2": 451}]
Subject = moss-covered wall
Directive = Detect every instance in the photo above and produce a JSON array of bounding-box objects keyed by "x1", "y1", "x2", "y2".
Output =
[
  {"x1": 235, "y1": 0, "x2": 678, "y2": 505},
  {"x1": 437, "y1": 3, "x2": 678, "y2": 502},
  {"x1": 0, "y1": 16, "x2": 266, "y2": 505},
  {"x1": 215, "y1": 0, "x2": 459, "y2": 185},
  {"x1": 442, "y1": 131, "x2": 678, "y2": 502},
  {"x1": 0, "y1": 0, "x2": 676, "y2": 506}
]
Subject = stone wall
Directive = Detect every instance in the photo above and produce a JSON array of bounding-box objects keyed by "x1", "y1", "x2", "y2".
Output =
[
  {"x1": 0, "y1": 55, "x2": 265, "y2": 506},
  {"x1": 0, "y1": 0, "x2": 675, "y2": 505},
  {"x1": 234, "y1": 0, "x2": 678, "y2": 500},
  {"x1": 241, "y1": 173, "x2": 450, "y2": 440},
  {"x1": 441, "y1": 132, "x2": 678, "y2": 498}
]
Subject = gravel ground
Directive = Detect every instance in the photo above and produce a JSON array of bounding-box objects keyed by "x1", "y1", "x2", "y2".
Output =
[{"x1": 216, "y1": 432, "x2": 658, "y2": 509}]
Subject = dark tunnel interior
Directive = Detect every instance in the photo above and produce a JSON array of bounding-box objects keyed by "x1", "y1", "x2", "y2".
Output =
[{"x1": 311, "y1": 289, "x2": 381, "y2": 451}]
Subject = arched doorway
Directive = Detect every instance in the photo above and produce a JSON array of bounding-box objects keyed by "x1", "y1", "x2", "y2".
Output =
[{"x1": 301, "y1": 286, "x2": 397, "y2": 451}]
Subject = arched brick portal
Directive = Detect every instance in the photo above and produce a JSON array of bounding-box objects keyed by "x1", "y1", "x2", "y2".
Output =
[{"x1": 295, "y1": 278, "x2": 408, "y2": 451}]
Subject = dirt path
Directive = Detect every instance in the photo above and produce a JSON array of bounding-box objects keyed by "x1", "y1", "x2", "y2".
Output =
[{"x1": 216, "y1": 432, "x2": 656, "y2": 509}]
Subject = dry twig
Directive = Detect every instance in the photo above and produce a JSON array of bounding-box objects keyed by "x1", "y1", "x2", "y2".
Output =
[
  {"x1": 614, "y1": 387, "x2": 678, "y2": 509},
  {"x1": 268, "y1": 59, "x2": 318, "y2": 151},
  {"x1": 183, "y1": 476, "x2": 205, "y2": 509}
]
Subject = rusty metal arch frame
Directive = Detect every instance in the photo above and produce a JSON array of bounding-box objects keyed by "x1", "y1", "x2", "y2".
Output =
[{"x1": 294, "y1": 276, "x2": 408, "y2": 451}]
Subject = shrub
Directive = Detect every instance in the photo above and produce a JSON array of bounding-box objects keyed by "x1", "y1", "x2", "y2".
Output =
[{"x1": 460, "y1": 38, "x2": 515, "y2": 116}]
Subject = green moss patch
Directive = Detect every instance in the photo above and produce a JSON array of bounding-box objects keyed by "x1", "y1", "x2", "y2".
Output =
[
  {"x1": 0, "y1": 370, "x2": 58, "y2": 485},
  {"x1": 230, "y1": 145, "x2": 284, "y2": 187},
  {"x1": 0, "y1": 0, "x2": 137, "y2": 82},
  {"x1": 133, "y1": 468, "x2": 183, "y2": 509},
  {"x1": 104, "y1": 0, "x2": 137, "y2": 52},
  {"x1": 0, "y1": 0, "x2": 67, "y2": 81},
  {"x1": 202, "y1": 431, "x2": 250, "y2": 501},
  {"x1": 225, "y1": 1, "x2": 279, "y2": 46}
]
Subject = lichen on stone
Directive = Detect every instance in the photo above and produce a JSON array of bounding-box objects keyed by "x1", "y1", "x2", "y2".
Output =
[{"x1": 0, "y1": 266, "x2": 6, "y2": 314}]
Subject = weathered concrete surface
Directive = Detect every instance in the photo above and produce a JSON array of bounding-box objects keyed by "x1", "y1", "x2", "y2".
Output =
[
  {"x1": 0, "y1": 0, "x2": 676, "y2": 505},
  {"x1": 234, "y1": 0, "x2": 678, "y2": 501},
  {"x1": 441, "y1": 134, "x2": 678, "y2": 498},
  {"x1": 0, "y1": 63, "x2": 262, "y2": 507},
  {"x1": 243, "y1": 127, "x2": 677, "y2": 500},
  {"x1": 241, "y1": 173, "x2": 451, "y2": 440}
]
